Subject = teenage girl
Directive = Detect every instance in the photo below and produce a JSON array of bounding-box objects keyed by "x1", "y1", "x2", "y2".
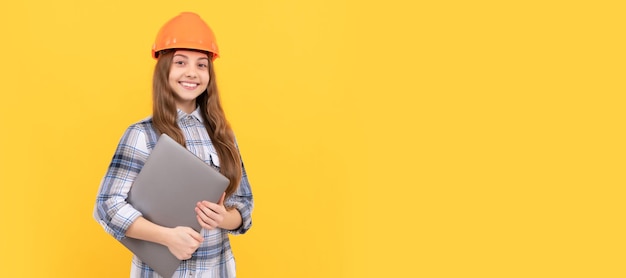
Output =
[{"x1": 93, "y1": 12, "x2": 253, "y2": 278}]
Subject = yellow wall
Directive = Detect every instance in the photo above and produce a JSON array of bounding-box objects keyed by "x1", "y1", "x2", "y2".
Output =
[{"x1": 0, "y1": 0, "x2": 624, "y2": 277}]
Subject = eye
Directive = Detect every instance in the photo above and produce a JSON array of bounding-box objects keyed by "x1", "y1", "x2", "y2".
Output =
[
  {"x1": 198, "y1": 63, "x2": 208, "y2": 69},
  {"x1": 174, "y1": 60, "x2": 185, "y2": 66}
]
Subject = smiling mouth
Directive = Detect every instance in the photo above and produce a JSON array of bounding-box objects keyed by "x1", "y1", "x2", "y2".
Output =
[{"x1": 179, "y1": 82, "x2": 198, "y2": 89}]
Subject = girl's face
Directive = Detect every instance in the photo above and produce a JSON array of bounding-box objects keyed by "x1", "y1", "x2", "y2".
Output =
[{"x1": 168, "y1": 50, "x2": 210, "y2": 113}]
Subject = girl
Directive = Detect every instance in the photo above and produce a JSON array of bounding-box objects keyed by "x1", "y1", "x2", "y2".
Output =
[{"x1": 94, "y1": 12, "x2": 253, "y2": 278}]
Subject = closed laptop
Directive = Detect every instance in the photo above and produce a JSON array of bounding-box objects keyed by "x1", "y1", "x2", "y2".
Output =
[{"x1": 120, "y1": 133, "x2": 229, "y2": 278}]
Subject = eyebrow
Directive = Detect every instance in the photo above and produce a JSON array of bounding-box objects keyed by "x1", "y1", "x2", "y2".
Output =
[{"x1": 173, "y1": 54, "x2": 209, "y2": 61}]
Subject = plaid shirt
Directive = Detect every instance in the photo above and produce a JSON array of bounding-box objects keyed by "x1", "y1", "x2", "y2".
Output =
[{"x1": 94, "y1": 108, "x2": 253, "y2": 278}]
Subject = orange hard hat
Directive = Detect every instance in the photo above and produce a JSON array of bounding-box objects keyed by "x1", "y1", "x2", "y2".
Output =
[{"x1": 152, "y1": 12, "x2": 219, "y2": 61}]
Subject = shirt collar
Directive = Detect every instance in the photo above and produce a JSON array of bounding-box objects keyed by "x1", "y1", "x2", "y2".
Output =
[{"x1": 176, "y1": 106, "x2": 204, "y2": 123}]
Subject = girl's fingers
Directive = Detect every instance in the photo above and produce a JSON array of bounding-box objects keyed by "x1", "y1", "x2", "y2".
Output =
[
  {"x1": 196, "y1": 204, "x2": 217, "y2": 219},
  {"x1": 196, "y1": 215, "x2": 209, "y2": 229},
  {"x1": 196, "y1": 202, "x2": 224, "y2": 230},
  {"x1": 197, "y1": 215, "x2": 217, "y2": 229},
  {"x1": 195, "y1": 207, "x2": 219, "y2": 226},
  {"x1": 200, "y1": 201, "x2": 221, "y2": 212},
  {"x1": 198, "y1": 201, "x2": 225, "y2": 215},
  {"x1": 191, "y1": 232, "x2": 203, "y2": 242}
]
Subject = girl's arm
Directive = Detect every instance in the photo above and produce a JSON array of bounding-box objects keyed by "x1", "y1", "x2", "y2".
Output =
[
  {"x1": 223, "y1": 162, "x2": 254, "y2": 234},
  {"x1": 93, "y1": 125, "x2": 149, "y2": 241},
  {"x1": 94, "y1": 125, "x2": 203, "y2": 259},
  {"x1": 195, "y1": 193, "x2": 243, "y2": 230},
  {"x1": 126, "y1": 217, "x2": 203, "y2": 260},
  {"x1": 196, "y1": 161, "x2": 253, "y2": 233},
  {"x1": 222, "y1": 207, "x2": 243, "y2": 230}
]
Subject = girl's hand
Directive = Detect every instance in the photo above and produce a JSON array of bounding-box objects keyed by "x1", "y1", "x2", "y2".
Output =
[
  {"x1": 164, "y1": 226, "x2": 204, "y2": 260},
  {"x1": 195, "y1": 193, "x2": 227, "y2": 230}
]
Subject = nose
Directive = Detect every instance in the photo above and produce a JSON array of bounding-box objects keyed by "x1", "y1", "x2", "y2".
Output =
[{"x1": 185, "y1": 66, "x2": 198, "y2": 78}]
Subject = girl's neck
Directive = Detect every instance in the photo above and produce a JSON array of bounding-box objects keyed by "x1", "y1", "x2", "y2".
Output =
[{"x1": 176, "y1": 100, "x2": 197, "y2": 114}]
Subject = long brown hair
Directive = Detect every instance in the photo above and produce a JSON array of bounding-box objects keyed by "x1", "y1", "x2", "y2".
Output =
[{"x1": 152, "y1": 50, "x2": 242, "y2": 198}]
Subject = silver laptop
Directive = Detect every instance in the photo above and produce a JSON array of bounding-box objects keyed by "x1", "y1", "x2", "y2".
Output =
[{"x1": 120, "y1": 133, "x2": 229, "y2": 278}]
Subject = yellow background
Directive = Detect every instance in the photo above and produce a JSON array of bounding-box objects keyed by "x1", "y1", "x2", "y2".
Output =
[{"x1": 0, "y1": 0, "x2": 624, "y2": 277}]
